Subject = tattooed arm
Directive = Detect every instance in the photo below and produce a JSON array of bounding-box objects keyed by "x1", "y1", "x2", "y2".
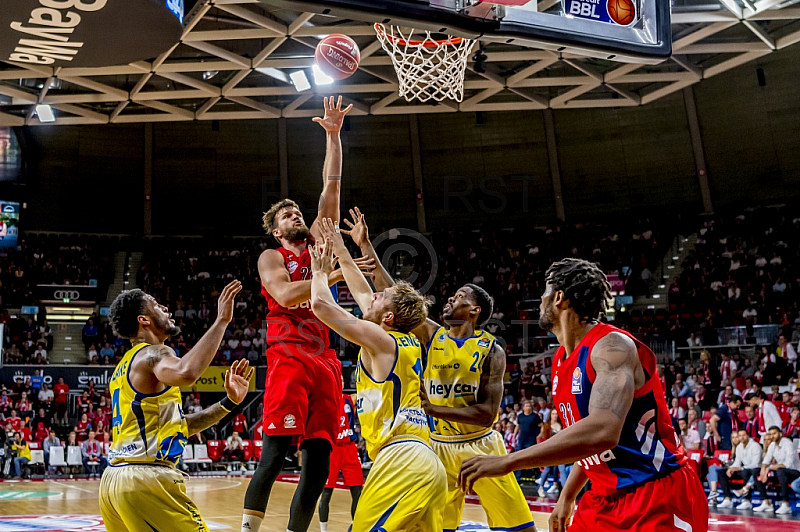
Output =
[
  {"x1": 185, "y1": 360, "x2": 254, "y2": 435},
  {"x1": 132, "y1": 281, "x2": 241, "y2": 390},
  {"x1": 458, "y1": 331, "x2": 641, "y2": 491}
]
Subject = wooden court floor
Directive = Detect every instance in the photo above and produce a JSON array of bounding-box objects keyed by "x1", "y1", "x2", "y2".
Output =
[{"x1": 0, "y1": 476, "x2": 552, "y2": 531}]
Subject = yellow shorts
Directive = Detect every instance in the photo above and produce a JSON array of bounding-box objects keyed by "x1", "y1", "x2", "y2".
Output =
[
  {"x1": 353, "y1": 440, "x2": 446, "y2": 532},
  {"x1": 432, "y1": 430, "x2": 534, "y2": 532},
  {"x1": 99, "y1": 464, "x2": 208, "y2": 532}
]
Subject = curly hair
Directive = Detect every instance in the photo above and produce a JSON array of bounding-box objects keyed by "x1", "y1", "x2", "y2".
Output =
[
  {"x1": 462, "y1": 283, "x2": 494, "y2": 327},
  {"x1": 262, "y1": 199, "x2": 300, "y2": 236},
  {"x1": 389, "y1": 280, "x2": 431, "y2": 333},
  {"x1": 544, "y1": 258, "x2": 611, "y2": 322},
  {"x1": 109, "y1": 289, "x2": 148, "y2": 339}
]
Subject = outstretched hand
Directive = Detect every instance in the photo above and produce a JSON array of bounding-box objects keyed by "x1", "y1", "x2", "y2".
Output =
[
  {"x1": 312, "y1": 95, "x2": 353, "y2": 134},
  {"x1": 224, "y1": 359, "x2": 254, "y2": 404},
  {"x1": 340, "y1": 207, "x2": 369, "y2": 247}
]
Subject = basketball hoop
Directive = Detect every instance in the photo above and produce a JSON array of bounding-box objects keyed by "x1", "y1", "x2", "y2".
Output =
[{"x1": 374, "y1": 23, "x2": 476, "y2": 103}]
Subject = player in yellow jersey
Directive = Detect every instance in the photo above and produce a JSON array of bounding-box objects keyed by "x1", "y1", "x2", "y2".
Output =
[
  {"x1": 412, "y1": 284, "x2": 536, "y2": 532},
  {"x1": 339, "y1": 208, "x2": 534, "y2": 532},
  {"x1": 308, "y1": 218, "x2": 446, "y2": 532},
  {"x1": 101, "y1": 280, "x2": 254, "y2": 532}
]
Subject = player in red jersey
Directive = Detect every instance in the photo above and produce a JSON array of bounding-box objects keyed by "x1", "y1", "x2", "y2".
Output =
[
  {"x1": 241, "y1": 96, "x2": 371, "y2": 532},
  {"x1": 317, "y1": 385, "x2": 363, "y2": 532},
  {"x1": 459, "y1": 258, "x2": 708, "y2": 532}
]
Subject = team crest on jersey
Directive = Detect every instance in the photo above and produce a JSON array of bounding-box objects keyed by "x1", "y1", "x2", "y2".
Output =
[
  {"x1": 287, "y1": 261, "x2": 299, "y2": 274},
  {"x1": 477, "y1": 338, "x2": 490, "y2": 348},
  {"x1": 453, "y1": 363, "x2": 460, "y2": 370},
  {"x1": 438, "y1": 333, "x2": 446, "y2": 342},
  {"x1": 553, "y1": 375, "x2": 559, "y2": 394},
  {"x1": 571, "y1": 367, "x2": 583, "y2": 394},
  {"x1": 284, "y1": 414, "x2": 296, "y2": 428}
]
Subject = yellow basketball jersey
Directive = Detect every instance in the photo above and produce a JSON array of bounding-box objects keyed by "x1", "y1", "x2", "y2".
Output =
[
  {"x1": 424, "y1": 326, "x2": 497, "y2": 439},
  {"x1": 355, "y1": 331, "x2": 430, "y2": 460},
  {"x1": 108, "y1": 343, "x2": 188, "y2": 467}
]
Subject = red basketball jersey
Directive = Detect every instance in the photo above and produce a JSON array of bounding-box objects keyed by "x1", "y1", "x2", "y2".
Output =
[
  {"x1": 261, "y1": 247, "x2": 330, "y2": 350},
  {"x1": 552, "y1": 323, "x2": 687, "y2": 497}
]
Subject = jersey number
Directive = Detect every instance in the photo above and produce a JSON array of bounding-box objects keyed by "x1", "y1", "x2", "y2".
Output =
[
  {"x1": 469, "y1": 352, "x2": 481, "y2": 372},
  {"x1": 559, "y1": 403, "x2": 576, "y2": 427},
  {"x1": 111, "y1": 388, "x2": 122, "y2": 434}
]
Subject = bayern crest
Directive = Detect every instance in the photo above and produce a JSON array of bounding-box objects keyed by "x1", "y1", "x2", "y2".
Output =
[{"x1": 287, "y1": 261, "x2": 299, "y2": 274}]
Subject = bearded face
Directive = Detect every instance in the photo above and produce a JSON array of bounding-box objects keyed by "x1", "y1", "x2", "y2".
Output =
[
  {"x1": 281, "y1": 224, "x2": 310, "y2": 242},
  {"x1": 538, "y1": 284, "x2": 557, "y2": 332}
]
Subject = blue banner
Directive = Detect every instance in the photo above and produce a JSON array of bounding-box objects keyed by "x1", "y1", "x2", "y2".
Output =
[{"x1": 0, "y1": 201, "x2": 19, "y2": 249}]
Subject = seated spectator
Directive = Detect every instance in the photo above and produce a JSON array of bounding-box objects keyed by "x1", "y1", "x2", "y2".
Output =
[
  {"x1": 0, "y1": 390, "x2": 11, "y2": 415},
  {"x1": 671, "y1": 373, "x2": 691, "y2": 399},
  {"x1": 686, "y1": 396, "x2": 702, "y2": 421},
  {"x1": 717, "y1": 384, "x2": 740, "y2": 406},
  {"x1": 99, "y1": 342, "x2": 115, "y2": 360},
  {"x1": 42, "y1": 429, "x2": 61, "y2": 465},
  {"x1": 31, "y1": 408, "x2": 52, "y2": 433},
  {"x1": 669, "y1": 398, "x2": 685, "y2": 422},
  {"x1": 753, "y1": 426, "x2": 800, "y2": 514},
  {"x1": 81, "y1": 430, "x2": 107, "y2": 475},
  {"x1": 678, "y1": 418, "x2": 701, "y2": 450},
  {"x1": 714, "y1": 429, "x2": 763, "y2": 509},
  {"x1": 783, "y1": 407, "x2": 800, "y2": 439},
  {"x1": 223, "y1": 432, "x2": 245, "y2": 463},
  {"x1": 87, "y1": 344, "x2": 99, "y2": 364},
  {"x1": 6, "y1": 409, "x2": 22, "y2": 432},
  {"x1": 10, "y1": 432, "x2": 31, "y2": 479},
  {"x1": 687, "y1": 409, "x2": 706, "y2": 439}
]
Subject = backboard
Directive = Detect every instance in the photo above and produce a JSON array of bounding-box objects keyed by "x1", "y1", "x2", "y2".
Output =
[{"x1": 260, "y1": 0, "x2": 671, "y2": 63}]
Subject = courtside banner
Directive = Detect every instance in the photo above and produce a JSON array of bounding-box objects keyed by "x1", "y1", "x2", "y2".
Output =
[
  {"x1": 180, "y1": 366, "x2": 257, "y2": 392},
  {"x1": 1, "y1": 0, "x2": 183, "y2": 68}
]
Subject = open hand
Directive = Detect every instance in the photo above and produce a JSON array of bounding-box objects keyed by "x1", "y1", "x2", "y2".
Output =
[
  {"x1": 224, "y1": 359, "x2": 254, "y2": 404},
  {"x1": 320, "y1": 217, "x2": 347, "y2": 254},
  {"x1": 215, "y1": 280, "x2": 242, "y2": 324},
  {"x1": 312, "y1": 96, "x2": 353, "y2": 134},
  {"x1": 310, "y1": 238, "x2": 335, "y2": 277},
  {"x1": 341, "y1": 207, "x2": 369, "y2": 247}
]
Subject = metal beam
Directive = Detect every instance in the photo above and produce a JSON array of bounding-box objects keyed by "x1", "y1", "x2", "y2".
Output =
[
  {"x1": 682, "y1": 86, "x2": 713, "y2": 214},
  {"x1": 543, "y1": 109, "x2": 565, "y2": 221}
]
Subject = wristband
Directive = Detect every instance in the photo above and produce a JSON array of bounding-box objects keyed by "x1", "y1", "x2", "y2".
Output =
[{"x1": 220, "y1": 396, "x2": 239, "y2": 412}]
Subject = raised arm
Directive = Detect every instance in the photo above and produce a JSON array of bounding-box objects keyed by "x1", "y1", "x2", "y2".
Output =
[
  {"x1": 341, "y1": 207, "x2": 394, "y2": 291},
  {"x1": 133, "y1": 281, "x2": 241, "y2": 388},
  {"x1": 320, "y1": 217, "x2": 374, "y2": 312},
  {"x1": 458, "y1": 331, "x2": 640, "y2": 492},
  {"x1": 309, "y1": 96, "x2": 353, "y2": 240},
  {"x1": 421, "y1": 341, "x2": 505, "y2": 427},
  {"x1": 412, "y1": 319, "x2": 440, "y2": 351},
  {"x1": 185, "y1": 360, "x2": 254, "y2": 435},
  {"x1": 308, "y1": 237, "x2": 396, "y2": 380}
]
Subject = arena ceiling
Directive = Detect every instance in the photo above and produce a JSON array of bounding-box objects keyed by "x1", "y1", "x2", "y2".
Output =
[{"x1": 0, "y1": 0, "x2": 799, "y2": 125}]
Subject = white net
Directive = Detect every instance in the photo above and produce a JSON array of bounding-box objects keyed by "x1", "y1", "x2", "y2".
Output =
[{"x1": 374, "y1": 23, "x2": 476, "y2": 103}]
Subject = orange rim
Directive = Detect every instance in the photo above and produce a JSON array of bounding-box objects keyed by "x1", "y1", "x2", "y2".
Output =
[{"x1": 374, "y1": 23, "x2": 465, "y2": 48}]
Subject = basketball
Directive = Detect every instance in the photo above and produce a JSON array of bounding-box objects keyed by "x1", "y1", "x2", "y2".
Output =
[
  {"x1": 315, "y1": 34, "x2": 361, "y2": 80},
  {"x1": 607, "y1": 0, "x2": 636, "y2": 25}
]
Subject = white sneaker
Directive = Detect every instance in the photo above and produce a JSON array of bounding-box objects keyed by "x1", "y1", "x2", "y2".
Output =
[
  {"x1": 547, "y1": 484, "x2": 560, "y2": 494},
  {"x1": 538, "y1": 487, "x2": 546, "y2": 498},
  {"x1": 736, "y1": 500, "x2": 752, "y2": 510},
  {"x1": 776, "y1": 503, "x2": 793, "y2": 515},
  {"x1": 707, "y1": 490, "x2": 719, "y2": 503},
  {"x1": 733, "y1": 484, "x2": 751, "y2": 498},
  {"x1": 753, "y1": 501, "x2": 774, "y2": 512},
  {"x1": 717, "y1": 499, "x2": 734, "y2": 508}
]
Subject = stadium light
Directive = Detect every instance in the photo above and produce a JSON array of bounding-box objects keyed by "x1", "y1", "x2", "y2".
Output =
[
  {"x1": 312, "y1": 64, "x2": 334, "y2": 85},
  {"x1": 290, "y1": 70, "x2": 311, "y2": 92},
  {"x1": 35, "y1": 104, "x2": 55, "y2": 123}
]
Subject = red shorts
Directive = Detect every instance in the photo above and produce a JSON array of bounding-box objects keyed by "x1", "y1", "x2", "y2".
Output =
[
  {"x1": 570, "y1": 463, "x2": 708, "y2": 532},
  {"x1": 325, "y1": 441, "x2": 363, "y2": 488},
  {"x1": 262, "y1": 344, "x2": 343, "y2": 445}
]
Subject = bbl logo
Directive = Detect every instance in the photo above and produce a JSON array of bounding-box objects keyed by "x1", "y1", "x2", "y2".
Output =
[{"x1": 562, "y1": 0, "x2": 639, "y2": 26}]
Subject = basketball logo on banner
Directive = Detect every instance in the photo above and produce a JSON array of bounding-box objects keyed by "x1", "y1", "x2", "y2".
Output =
[{"x1": 562, "y1": 0, "x2": 640, "y2": 26}]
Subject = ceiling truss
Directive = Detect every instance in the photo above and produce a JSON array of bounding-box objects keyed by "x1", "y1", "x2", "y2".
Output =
[{"x1": 0, "y1": 0, "x2": 799, "y2": 125}]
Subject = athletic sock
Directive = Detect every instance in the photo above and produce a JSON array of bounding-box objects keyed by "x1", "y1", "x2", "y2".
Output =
[
  {"x1": 320, "y1": 522, "x2": 328, "y2": 532},
  {"x1": 241, "y1": 514, "x2": 263, "y2": 532}
]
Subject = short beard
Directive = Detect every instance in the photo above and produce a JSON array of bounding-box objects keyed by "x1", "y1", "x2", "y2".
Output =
[
  {"x1": 538, "y1": 303, "x2": 555, "y2": 332},
  {"x1": 282, "y1": 225, "x2": 310, "y2": 242},
  {"x1": 167, "y1": 323, "x2": 182, "y2": 337}
]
